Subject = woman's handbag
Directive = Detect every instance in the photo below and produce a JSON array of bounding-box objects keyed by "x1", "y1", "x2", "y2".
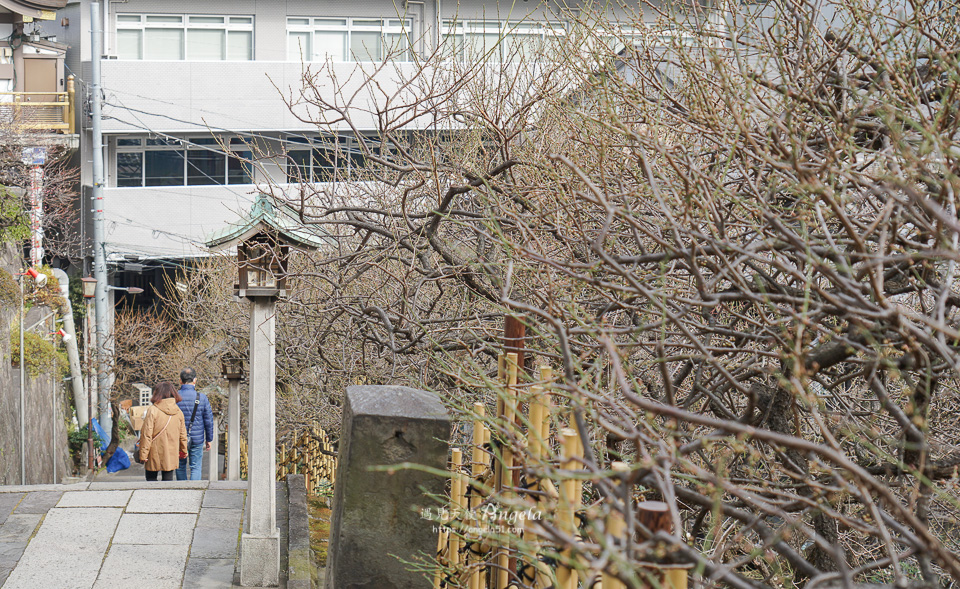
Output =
[{"x1": 134, "y1": 412, "x2": 172, "y2": 465}]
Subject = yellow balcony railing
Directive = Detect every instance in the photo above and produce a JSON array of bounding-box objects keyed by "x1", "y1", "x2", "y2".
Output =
[{"x1": 0, "y1": 76, "x2": 76, "y2": 134}]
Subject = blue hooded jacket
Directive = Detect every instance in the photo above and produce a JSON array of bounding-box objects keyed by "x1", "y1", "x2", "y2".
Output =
[{"x1": 177, "y1": 384, "x2": 214, "y2": 446}]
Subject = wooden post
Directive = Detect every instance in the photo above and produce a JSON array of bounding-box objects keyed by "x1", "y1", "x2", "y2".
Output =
[
  {"x1": 636, "y1": 501, "x2": 672, "y2": 538},
  {"x1": 66, "y1": 75, "x2": 75, "y2": 134}
]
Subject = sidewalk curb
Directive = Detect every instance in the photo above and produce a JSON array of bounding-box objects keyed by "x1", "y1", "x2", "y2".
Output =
[{"x1": 286, "y1": 474, "x2": 313, "y2": 588}]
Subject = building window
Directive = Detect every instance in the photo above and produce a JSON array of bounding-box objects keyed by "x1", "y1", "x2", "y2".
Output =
[
  {"x1": 285, "y1": 136, "x2": 372, "y2": 183},
  {"x1": 286, "y1": 18, "x2": 411, "y2": 62},
  {"x1": 441, "y1": 20, "x2": 565, "y2": 61},
  {"x1": 115, "y1": 137, "x2": 253, "y2": 187},
  {"x1": 116, "y1": 14, "x2": 254, "y2": 60}
]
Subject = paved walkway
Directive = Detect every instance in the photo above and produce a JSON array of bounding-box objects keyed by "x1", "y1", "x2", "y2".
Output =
[{"x1": 0, "y1": 479, "x2": 250, "y2": 588}]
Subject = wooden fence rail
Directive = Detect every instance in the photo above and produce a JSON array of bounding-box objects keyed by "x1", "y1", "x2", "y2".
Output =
[
  {"x1": 434, "y1": 353, "x2": 689, "y2": 589},
  {"x1": 235, "y1": 426, "x2": 337, "y2": 495}
]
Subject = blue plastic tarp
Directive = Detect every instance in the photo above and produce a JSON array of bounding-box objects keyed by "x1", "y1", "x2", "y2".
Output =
[
  {"x1": 105, "y1": 447, "x2": 130, "y2": 473},
  {"x1": 91, "y1": 418, "x2": 110, "y2": 452}
]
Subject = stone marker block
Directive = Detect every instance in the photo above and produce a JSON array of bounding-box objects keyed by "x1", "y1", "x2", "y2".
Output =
[{"x1": 325, "y1": 385, "x2": 450, "y2": 589}]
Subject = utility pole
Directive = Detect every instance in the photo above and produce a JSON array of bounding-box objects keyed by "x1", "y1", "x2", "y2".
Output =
[{"x1": 90, "y1": 1, "x2": 112, "y2": 437}]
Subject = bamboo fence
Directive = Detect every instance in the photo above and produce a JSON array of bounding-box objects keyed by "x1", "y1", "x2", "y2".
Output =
[
  {"x1": 236, "y1": 427, "x2": 337, "y2": 494},
  {"x1": 433, "y1": 352, "x2": 689, "y2": 589}
]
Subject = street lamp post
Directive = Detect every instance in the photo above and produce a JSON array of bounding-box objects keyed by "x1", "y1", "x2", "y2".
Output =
[
  {"x1": 221, "y1": 357, "x2": 244, "y2": 481},
  {"x1": 206, "y1": 195, "x2": 323, "y2": 587}
]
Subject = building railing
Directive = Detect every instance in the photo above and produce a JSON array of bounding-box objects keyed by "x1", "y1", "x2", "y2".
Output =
[{"x1": 0, "y1": 77, "x2": 76, "y2": 134}]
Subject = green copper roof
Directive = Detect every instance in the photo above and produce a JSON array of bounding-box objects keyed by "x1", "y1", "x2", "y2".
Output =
[{"x1": 205, "y1": 194, "x2": 328, "y2": 251}]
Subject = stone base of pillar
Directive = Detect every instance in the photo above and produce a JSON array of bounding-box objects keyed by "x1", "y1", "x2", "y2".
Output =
[{"x1": 239, "y1": 532, "x2": 280, "y2": 587}]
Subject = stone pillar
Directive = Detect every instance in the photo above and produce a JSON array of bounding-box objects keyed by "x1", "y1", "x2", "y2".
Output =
[
  {"x1": 240, "y1": 298, "x2": 279, "y2": 587},
  {"x1": 227, "y1": 378, "x2": 241, "y2": 481},
  {"x1": 208, "y1": 414, "x2": 219, "y2": 482},
  {"x1": 325, "y1": 385, "x2": 450, "y2": 589}
]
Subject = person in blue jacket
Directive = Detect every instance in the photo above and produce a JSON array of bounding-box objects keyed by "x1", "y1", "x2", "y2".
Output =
[{"x1": 175, "y1": 367, "x2": 214, "y2": 481}]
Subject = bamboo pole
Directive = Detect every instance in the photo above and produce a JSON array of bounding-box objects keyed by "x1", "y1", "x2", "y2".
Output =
[
  {"x1": 451, "y1": 449, "x2": 465, "y2": 569},
  {"x1": 470, "y1": 403, "x2": 486, "y2": 589},
  {"x1": 602, "y1": 462, "x2": 630, "y2": 589},
  {"x1": 539, "y1": 366, "x2": 553, "y2": 444},
  {"x1": 557, "y1": 428, "x2": 582, "y2": 589},
  {"x1": 494, "y1": 354, "x2": 505, "y2": 494}
]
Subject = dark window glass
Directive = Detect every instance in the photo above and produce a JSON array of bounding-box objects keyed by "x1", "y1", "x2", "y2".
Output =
[
  {"x1": 287, "y1": 149, "x2": 311, "y2": 183},
  {"x1": 145, "y1": 150, "x2": 185, "y2": 186},
  {"x1": 117, "y1": 138, "x2": 142, "y2": 147},
  {"x1": 187, "y1": 149, "x2": 225, "y2": 185},
  {"x1": 116, "y1": 152, "x2": 143, "y2": 187},
  {"x1": 312, "y1": 148, "x2": 337, "y2": 182},
  {"x1": 191, "y1": 137, "x2": 219, "y2": 145},
  {"x1": 228, "y1": 151, "x2": 253, "y2": 184},
  {"x1": 345, "y1": 147, "x2": 365, "y2": 179},
  {"x1": 146, "y1": 138, "x2": 180, "y2": 147}
]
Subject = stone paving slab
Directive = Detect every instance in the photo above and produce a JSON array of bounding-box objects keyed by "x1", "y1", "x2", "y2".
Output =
[
  {"x1": 4, "y1": 507, "x2": 124, "y2": 589},
  {"x1": 57, "y1": 490, "x2": 133, "y2": 508},
  {"x1": 93, "y1": 543, "x2": 190, "y2": 589},
  {"x1": 209, "y1": 481, "x2": 248, "y2": 490},
  {"x1": 0, "y1": 494, "x2": 23, "y2": 525},
  {"x1": 0, "y1": 514, "x2": 42, "y2": 543},
  {"x1": 0, "y1": 566, "x2": 10, "y2": 586},
  {"x1": 113, "y1": 513, "x2": 197, "y2": 545},
  {"x1": 196, "y1": 507, "x2": 243, "y2": 531},
  {"x1": 88, "y1": 480, "x2": 209, "y2": 491},
  {"x1": 14, "y1": 491, "x2": 64, "y2": 513},
  {"x1": 29, "y1": 507, "x2": 124, "y2": 546},
  {"x1": 182, "y1": 558, "x2": 238, "y2": 588},
  {"x1": 127, "y1": 489, "x2": 204, "y2": 513},
  {"x1": 2, "y1": 543, "x2": 105, "y2": 588},
  {"x1": 0, "y1": 540, "x2": 27, "y2": 569},
  {"x1": 0, "y1": 483, "x2": 89, "y2": 493},
  {"x1": 202, "y1": 489, "x2": 245, "y2": 509},
  {"x1": 190, "y1": 526, "x2": 240, "y2": 559}
]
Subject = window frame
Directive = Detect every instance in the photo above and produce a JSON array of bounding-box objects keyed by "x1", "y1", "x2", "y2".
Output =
[
  {"x1": 441, "y1": 19, "x2": 566, "y2": 62},
  {"x1": 114, "y1": 136, "x2": 255, "y2": 187},
  {"x1": 286, "y1": 17, "x2": 412, "y2": 63},
  {"x1": 285, "y1": 135, "x2": 371, "y2": 183},
  {"x1": 115, "y1": 14, "x2": 255, "y2": 61}
]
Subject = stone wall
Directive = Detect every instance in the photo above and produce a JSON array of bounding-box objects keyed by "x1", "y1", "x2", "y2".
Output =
[{"x1": 0, "y1": 243, "x2": 72, "y2": 485}]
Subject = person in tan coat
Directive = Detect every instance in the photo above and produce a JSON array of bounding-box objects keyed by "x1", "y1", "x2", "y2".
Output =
[{"x1": 140, "y1": 381, "x2": 189, "y2": 481}]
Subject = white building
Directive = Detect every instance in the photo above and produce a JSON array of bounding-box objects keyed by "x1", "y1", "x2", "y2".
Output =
[{"x1": 38, "y1": 0, "x2": 686, "y2": 298}]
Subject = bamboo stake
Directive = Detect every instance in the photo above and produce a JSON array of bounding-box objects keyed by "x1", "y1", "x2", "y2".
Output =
[
  {"x1": 601, "y1": 462, "x2": 630, "y2": 589},
  {"x1": 557, "y1": 428, "x2": 582, "y2": 589},
  {"x1": 494, "y1": 353, "x2": 505, "y2": 494},
  {"x1": 451, "y1": 449, "x2": 464, "y2": 569},
  {"x1": 470, "y1": 403, "x2": 486, "y2": 589},
  {"x1": 539, "y1": 366, "x2": 553, "y2": 444}
]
